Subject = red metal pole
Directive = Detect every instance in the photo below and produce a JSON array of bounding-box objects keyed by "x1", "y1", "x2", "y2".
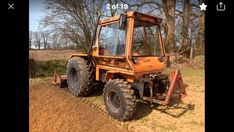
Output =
[
  {"x1": 177, "y1": 70, "x2": 186, "y2": 96},
  {"x1": 163, "y1": 70, "x2": 178, "y2": 105}
]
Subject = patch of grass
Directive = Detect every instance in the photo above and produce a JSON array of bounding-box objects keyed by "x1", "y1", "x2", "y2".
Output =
[
  {"x1": 86, "y1": 97, "x2": 106, "y2": 110},
  {"x1": 164, "y1": 67, "x2": 204, "y2": 78},
  {"x1": 35, "y1": 60, "x2": 67, "y2": 77},
  {"x1": 179, "y1": 68, "x2": 204, "y2": 77}
]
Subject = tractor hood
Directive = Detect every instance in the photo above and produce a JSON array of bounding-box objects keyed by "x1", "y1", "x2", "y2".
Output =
[{"x1": 133, "y1": 56, "x2": 165, "y2": 73}]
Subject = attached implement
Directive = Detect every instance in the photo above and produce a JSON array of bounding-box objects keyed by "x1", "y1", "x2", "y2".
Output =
[
  {"x1": 51, "y1": 69, "x2": 67, "y2": 88},
  {"x1": 51, "y1": 11, "x2": 186, "y2": 121}
]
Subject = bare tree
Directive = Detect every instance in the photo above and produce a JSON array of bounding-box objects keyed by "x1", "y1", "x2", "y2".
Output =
[
  {"x1": 33, "y1": 31, "x2": 41, "y2": 49},
  {"x1": 41, "y1": 31, "x2": 50, "y2": 49},
  {"x1": 181, "y1": 0, "x2": 190, "y2": 50},
  {"x1": 29, "y1": 31, "x2": 33, "y2": 49},
  {"x1": 38, "y1": 0, "x2": 204, "y2": 66},
  {"x1": 60, "y1": 33, "x2": 70, "y2": 49},
  {"x1": 197, "y1": 10, "x2": 205, "y2": 55},
  {"x1": 52, "y1": 33, "x2": 59, "y2": 49},
  {"x1": 40, "y1": 0, "x2": 104, "y2": 52},
  {"x1": 162, "y1": 0, "x2": 176, "y2": 53}
]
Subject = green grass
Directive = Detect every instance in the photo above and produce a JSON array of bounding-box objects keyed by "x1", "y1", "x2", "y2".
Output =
[
  {"x1": 164, "y1": 67, "x2": 204, "y2": 78},
  {"x1": 35, "y1": 60, "x2": 67, "y2": 77}
]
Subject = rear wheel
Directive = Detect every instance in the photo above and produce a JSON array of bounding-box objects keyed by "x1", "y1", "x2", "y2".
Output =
[
  {"x1": 67, "y1": 57, "x2": 95, "y2": 96},
  {"x1": 103, "y1": 79, "x2": 136, "y2": 121}
]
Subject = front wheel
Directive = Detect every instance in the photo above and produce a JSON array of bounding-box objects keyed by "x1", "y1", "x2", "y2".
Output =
[{"x1": 103, "y1": 79, "x2": 136, "y2": 121}]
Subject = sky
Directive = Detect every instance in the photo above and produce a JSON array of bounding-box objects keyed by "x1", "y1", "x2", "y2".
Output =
[
  {"x1": 29, "y1": 0, "x2": 46, "y2": 31},
  {"x1": 29, "y1": 0, "x2": 201, "y2": 32}
]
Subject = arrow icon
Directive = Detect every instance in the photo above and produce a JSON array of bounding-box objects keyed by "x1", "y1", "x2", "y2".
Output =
[{"x1": 217, "y1": 2, "x2": 225, "y2": 11}]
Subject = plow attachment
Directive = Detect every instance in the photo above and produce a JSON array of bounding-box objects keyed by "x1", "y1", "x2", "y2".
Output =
[
  {"x1": 164, "y1": 69, "x2": 186, "y2": 105},
  {"x1": 51, "y1": 70, "x2": 67, "y2": 88},
  {"x1": 142, "y1": 69, "x2": 186, "y2": 106}
]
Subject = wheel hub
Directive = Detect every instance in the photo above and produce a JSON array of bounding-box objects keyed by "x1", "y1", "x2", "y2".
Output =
[{"x1": 108, "y1": 91, "x2": 121, "y2": 113}]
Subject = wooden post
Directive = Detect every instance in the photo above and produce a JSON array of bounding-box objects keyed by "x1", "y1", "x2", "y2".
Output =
[
  {"x1": 29, "y1": 59, "x2": 36, "y2": 78},
  {"x1": 166, "y1": 55, "x2": 171, "y2": 67}
]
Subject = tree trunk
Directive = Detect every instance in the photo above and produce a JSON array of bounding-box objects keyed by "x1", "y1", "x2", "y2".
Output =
[
  {"x1": 190, "y1": 47, "x2": 193, "y2": 60},
  {"x1": 163, "y1": 0, "x2": 176, "y2": 54},
  {"x1": 65, "y1": 38, "x2": 68, "y2": 49},
  {"x1": 56, "y1": 42, "x2": 59, "y2": 49},
  {"x1": 29, "y1": 41, "x2": 31, "y2": 49},
  {"x1": 181, "y1": 0, "x2": 190, "y2": 50},
  {"x1": 53, "y1": 43, "x2": 56, "y2": 49},
  {"x1": 197, "y1": 10, "x2": 205, "y2": 55},
  {"x1": 38, "y1": 42, "x2": 41, "y2": 49},
  {"x1": 162, "y1": 0, "x2": 176, "y2": 67},
  {"x1": 44, "y1": 42, "x2": 47, "y2": 49}
]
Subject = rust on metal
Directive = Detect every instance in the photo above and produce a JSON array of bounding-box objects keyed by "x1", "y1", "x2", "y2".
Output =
[{"x1": 163, "y1": 69, "x2": 186, "y2": 105}]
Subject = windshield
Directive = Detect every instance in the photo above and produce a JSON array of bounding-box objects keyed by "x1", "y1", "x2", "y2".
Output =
[
  {"x1": 99, "y1": 22, "x2": 126, "y2": 56},
  {"x1": 132, "y1": 21, "x2": 162, "y2": 56}
]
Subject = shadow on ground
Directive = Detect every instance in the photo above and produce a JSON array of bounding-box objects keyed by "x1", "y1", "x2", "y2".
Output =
[
  {"x1": 88, "y1": 83, "x2": 105, "y2": 97},
  {"x1": 132, "y1": 100, "x2": 195, "y2": 121},
  {"x1": 133, "y1": 101, "x2": 154, "y2": 120},
  {"x1": 57, "y1": 81, "x2": 194, "y2": 121},
  {"x1": 153, "y1": 103, "x2": 195, "y2": 118}
]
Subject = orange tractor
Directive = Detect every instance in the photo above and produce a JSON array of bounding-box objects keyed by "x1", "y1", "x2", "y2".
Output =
[{"x1": 52, "y1": 11, "x2": 186, "y2": 121}]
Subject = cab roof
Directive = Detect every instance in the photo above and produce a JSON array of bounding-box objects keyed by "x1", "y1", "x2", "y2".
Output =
[{"x1": 99, "y1": 11, "x2": 163, "y2": 25}]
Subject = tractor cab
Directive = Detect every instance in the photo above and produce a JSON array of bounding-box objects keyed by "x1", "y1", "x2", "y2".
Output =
[{"x1": 92, "y1": 11, "x2": 166, "y2": 81}]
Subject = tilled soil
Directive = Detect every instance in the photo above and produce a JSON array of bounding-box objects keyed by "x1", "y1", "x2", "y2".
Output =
[{"x1": 29, "y1": 79, "x2": 128, "y2": 132}]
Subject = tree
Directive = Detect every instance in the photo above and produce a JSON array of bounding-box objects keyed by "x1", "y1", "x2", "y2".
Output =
[
  {"x1": 162, "y1": 0, "x2": 176, "y2": 53},
  {"x1": 41, "y1": 31, "x2": 50, "y2": 49},
  {"x1": 60, "y1": 34, "x2": 70, "y2": 49},
  {"x1": 38, "y1": 0, "x2": 205, "y2": 63},
  {"x1": 29, "y1": 31, "x2": 33, "y2": 49},
  {"x1": 181, "y1": 0, "x2": 190, "y2": 50},
  {"x1": 33, "y1": 31, "x2": 41, "y2": 49},
  {"x1": 52, "y1": 33, "x2": 59, "y2": 49},
  {"x1": 197, "y1": 9, "x2": 205, "y2": 55},
  {"x1": 40, "y1": 0, "x2": 104, "y2": 52}
]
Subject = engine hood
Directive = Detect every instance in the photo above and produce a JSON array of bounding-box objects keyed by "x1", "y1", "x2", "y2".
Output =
[{"x1": 133, "y1": 56, "x2": 165, "y2": 73}]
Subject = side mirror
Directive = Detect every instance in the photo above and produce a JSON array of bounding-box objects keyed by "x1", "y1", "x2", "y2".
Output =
[{"x1": 118, "y1": 14, "x2": 127, "y2": 29}]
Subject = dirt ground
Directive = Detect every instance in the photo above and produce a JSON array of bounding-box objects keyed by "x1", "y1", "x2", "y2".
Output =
[
  {"x1": 30, "y1": 79, "x2": 128, "y2": 132},
  {"x1": 29, "y1": 50, "x2": 204, "y2": 132}
]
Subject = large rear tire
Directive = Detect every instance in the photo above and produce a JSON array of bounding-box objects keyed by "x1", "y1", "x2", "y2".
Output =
[
  {"x1": 103, "y1": 79, "x2": 136, "y2": 121},
  {"x1": 67, "y1": 57, "x2": 95, "y2": 96}
]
